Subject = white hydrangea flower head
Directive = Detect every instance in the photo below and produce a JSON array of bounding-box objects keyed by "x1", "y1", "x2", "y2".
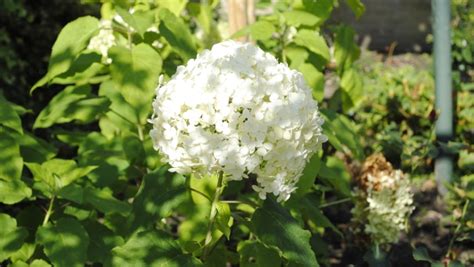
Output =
[
  {"x1": 87, "y1": 20, "x2": 115, "y2": 64},
  {"x1": 352, "y1": 154, "x2": 415, "y2": 244},
  {"x1": 150, "y1": 40, "x2": 326, "y2": 202}
]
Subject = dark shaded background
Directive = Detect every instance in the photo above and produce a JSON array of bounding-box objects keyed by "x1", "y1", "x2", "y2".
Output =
[{"x1": 0, "y1": 0, "x2": 98, "y2": 119}]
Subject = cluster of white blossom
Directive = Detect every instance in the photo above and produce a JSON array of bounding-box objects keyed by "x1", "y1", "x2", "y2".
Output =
[
  {"x1": 352, "y1": 160, "x2": 415, "y2": 244},
  {"x1": 87, "y1": 20, "x2": 115, "y2": 64},
  {"x1": 150, "y1": 40, "x2": 326, "y2": 202}
]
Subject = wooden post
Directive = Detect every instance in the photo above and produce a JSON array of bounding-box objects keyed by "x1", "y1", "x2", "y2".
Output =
[{"x1": 228, "y1": 0, "x2": 255, "y2": 41}]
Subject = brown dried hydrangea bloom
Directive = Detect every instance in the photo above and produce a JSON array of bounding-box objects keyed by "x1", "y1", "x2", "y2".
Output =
[{"x1": 357, "y1": 153, "x2": 396, "y2": 192}]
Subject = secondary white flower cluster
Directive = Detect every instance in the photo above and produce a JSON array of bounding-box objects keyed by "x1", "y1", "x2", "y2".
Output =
[
  {"x1": 352, "y1": 155, "x2": 415, "y2": 244},
  {"x1": 87, "y1": 20, "x2": 115, "y2": 64},
  {"x1": 150, "y1": 40, "x2": 326, "y2": 202}
]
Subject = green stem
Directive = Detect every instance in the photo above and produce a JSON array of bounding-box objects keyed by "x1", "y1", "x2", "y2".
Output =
[
  {"x1": 137, "y1": 124, "x2": 144, "y2": 141},
  {"x1": 319, "y1": 198, "x2": 352, "y2": 208},
  {"x1": 189, "y1": 187, "x2": 212, "y2": 202},
  {"x1": 108, "y1": 108, "x2": 136, "y2": 126},
  {"x1": 42, "y1": 196, "x2": 55, "y2": 226},
  {"x1": 202, "y1": 172, "x2": 224, "y2": 260}
]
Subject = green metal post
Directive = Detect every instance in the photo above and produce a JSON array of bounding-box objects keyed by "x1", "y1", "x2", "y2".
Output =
[{"x1": 432, "y1": 0, "x2": 453, "y2": 194}]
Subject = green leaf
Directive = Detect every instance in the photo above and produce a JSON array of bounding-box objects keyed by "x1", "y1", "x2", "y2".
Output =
[
  {"x1": 298, "y1": 0, "x2": 334, "y2": 23},
  {"x1": 30, "y1": 260, "x2": 52, "y2": 267},
  {"x1": 346, "y1": 0, "x2": 365, "y2": 19},
  {"x1": 83, "y1": 220, "x2": 124, "y2": 265},
  {"x1": 237, "y1": 240, "x2": 282, "y2": 267},
  {"x1": 10, "y1": 243, "x2": 36, "y2": 262},
  {"x1": 115, "y1": 7, "x2": 155, "y2": 36},
  {"x1": 31, "y1": 16, "x2": 99, "y2": 92},
  {"x1": 26, "y1": 159, "x2": 96, "y2": 195},
  {"x1": 0, "y1": 94, "x2": 23, "y2": 134},
  {"x1": 131, "y1": 167, "x2": 188, "y2": 231},
  {"x1": 334, "y1": 26, "x2": 359, "y2": 72},
  {"x1": 0, "y1": 178, "x2": 32, "y2": 204},
  {"x1": 36, "y1": 218, "x2": 89, "y2": 267},
  {"x1": 159, "y1": 8, "x2": 196, "y2": 61},
  {"x1": 19, "y1": 132, "x2": 57, "y2": 163},
  {"x1": 250, "y1": 21, "x2": 275, "y2": 41},
  {"x1": 295, "y1": 155, "x2": 322, "y2": 197},
  {"x1": 111, "y1": 229, "x2": 202, "y2": 266},
  {"x1": 51, "y1": 51, "x2": 106, "y2": 85},
  {"x1": 318, "y1": 157, "x2": 351, "y2": 196},
  {"x1": 215, "y1": 202, "x2": 232, "y2": 239},
  {"x1": 98, "y1": 80, "x2": 138, "y2": 137},
  {"x1": 300, "y1": 196, "x2": 342, "y2": 235},
  {"x1": 57, "y1": 183, "x2": 84, "y2": 204},
  {"x1": 340, "y1": 68, "x2": 363, "y2": 111},
  {"x1": 0, "y1": 132, "x2": 23, "y2": 180},
  {"x1": 252, "y1": 199, "x2": 319, "y2": 266},
  {"x1": 0, "y1": 213, "x2": 28, "y2": 261},
  {"x1": 285, "y1": 46, "x2": 309, "y2": 69},
  {"x1": 293, "y1": 29, "x2": 330, "y2": 62},
  {"x1": 283, "y1": 10, "x2": 321, "y2": 27},
  {"x1": 158, "y1": 0, "x2": 188, "y2": 16},
  {"x1": 34, "y1": 85, "x2": 111, "y2": 128},
  {"x1": 84, "y1": 187, "x2": 131, "y2": 215},
  {"x1": 77, "y1": 132, "x2": 129, "y2": 188},
  {"x1": 321, "y1": 110, "x2": 364, "y2": 159},
  {"x1": 109, "y1": 43, "x2": 162, "y2": 123},
  {"x1": 297, "y1": 63, "x2": 325, "y2": 101}
]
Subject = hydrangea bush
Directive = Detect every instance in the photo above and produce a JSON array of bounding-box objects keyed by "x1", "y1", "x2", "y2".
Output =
[{"x1": 150, "y1": 40, "x2": 326, "y2": 202}]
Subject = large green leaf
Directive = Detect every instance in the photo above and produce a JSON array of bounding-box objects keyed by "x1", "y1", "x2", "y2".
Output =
[
  {"x1": 117, "y1": 8, "x2": 155, "y2": 37},
  {"x1": 158, "y1": 0, "x2": 188, "y2": 16},
  {"x1": 31, "y1": 16, "x2": 99, "y2": 92},
  {"x1": 293, "y1": 29, "x2": 330, "y2": 62},
  {"x1": 250, "y1": 21, "x2": 275, "y2": 41},
  {"x1": 77, "y1": 132, "x2": 129, "y2": 188},
  {"x1": 283, "y1": 10, "x2": 321, "y2": 27},
  {"x1": 109, "y1": 43, "x2": 162, "y2": 123},
  {"x1": 0, "y1": 94, "x2": 23, "y2": 134},
  {"x1": 130, "y1": 167, "x2": 188, "y2": 231},
  {"x1": 0, "y1": 131, "x2": 23, "y2": 181},
  {"x1": 19, "y1": 132, "x2": 57, "y2": 163},
  {"x1": 298, "y1": 0, "x2": 334, "y2": 24},
  {"x1": 294, "y1": 154, "x2": 322, "y2": 197},
  {"x1": 300, "y1": 196, "x2": 342, "y2": 235},
  {"x1": 340, "y1": 68, "x2": 363, "y2": 111},
  {"x1": 83, "y1": 187, "x2": 131, "y2": 215},
  {"x1": 297, "y1": 63, "x2": 325, "y2": 101},
  {"x1": 237, "y1": 240, "x2": 282, "y2": 267},
  {"x1": 159, "y1": 8, "x2": 197, "y2": 60},
  {"x1": 83, "y1": 220, "x2": 124, "y2": 265},
  {"x1": 0, "y1": 213, "x2": 28, "y2": 261},
  {"x1": 50, "y1": 51, "x2": 105, "y2": 85},
  {"x1": 321, "y1": 110, "x2": 364, "y2": 159},
  {"x1": 318, "y1": 157, "x2": 351, "y2": 196},
  {"x1": 0, "y1": 178, "x2": 32, "y2": 204},
  {"x1": 334, "y1": 26, "x2": 359, "y2": 73},
  {"x1": 36, "y1": 218, "x2": 90, "y2": 267},
  {"x1": 98, "y1": 80, "x2": 138, "y2": 137},
  {"x1": 34, "y1": 85, "x2": 110, "y2": 128},
  {"x1": 252, "y1": 199, "x2": 319, "y2": 266},
  {"x1": 26, "y1": 159, "x2": 96, "y2": 196},
  {"x1": 111, "y1": 229, "x2": 202, "y2": 266}
]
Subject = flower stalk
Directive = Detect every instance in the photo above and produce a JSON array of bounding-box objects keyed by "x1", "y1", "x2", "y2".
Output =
[
  {"x1": 42, "y1": 196, "x2": 55, "y2": 226},
  {"x1": 202, "y1": 172, "x2": 224, "y2": 259}
]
